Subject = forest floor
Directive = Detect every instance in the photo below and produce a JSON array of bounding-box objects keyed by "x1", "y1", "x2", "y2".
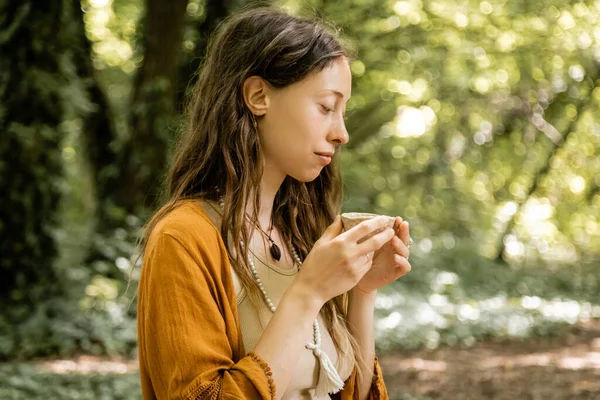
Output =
[
  {"x1": 20, "y1": 319, "x2": 600, "y2": 399},
  {"x1": 381, "y1": 318, "x2": 600, "y2": 399}
]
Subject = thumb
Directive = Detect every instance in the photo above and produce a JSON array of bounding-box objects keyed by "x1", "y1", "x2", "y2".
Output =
[{"x1": 321, "y1": 215, "x2": 343, "y2": 240}]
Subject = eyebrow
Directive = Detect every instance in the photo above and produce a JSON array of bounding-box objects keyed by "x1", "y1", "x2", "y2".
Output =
[{"x1": 319, "y1": 89, "x2": 347, "y2": 100}]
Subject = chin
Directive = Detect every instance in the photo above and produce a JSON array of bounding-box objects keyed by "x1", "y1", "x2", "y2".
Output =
[{"x1": 288, "y1": 168, "x2": 324, "y2": 183}]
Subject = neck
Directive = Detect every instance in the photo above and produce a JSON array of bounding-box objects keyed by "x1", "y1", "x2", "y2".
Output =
[{"x1": 246, "y1": 162, "x2": 287, "y2": 231}]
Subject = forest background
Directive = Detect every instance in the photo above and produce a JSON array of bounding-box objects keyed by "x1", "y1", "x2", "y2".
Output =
[{"x1": 1, "y1": 0, "x2": 599, "y2": 398}]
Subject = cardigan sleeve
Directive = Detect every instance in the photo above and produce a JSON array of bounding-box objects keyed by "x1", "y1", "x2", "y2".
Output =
[
  {"x1": 137, "y1": 231, "x2": 275, "y2": 400},
  {"x1": 330, "y1": 356, "x2": 389, "y2": 400}
]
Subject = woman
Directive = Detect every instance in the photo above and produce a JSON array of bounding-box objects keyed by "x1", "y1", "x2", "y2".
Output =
[{"x1": 136, "y1": 6, "x2": 413, "y2": 400}]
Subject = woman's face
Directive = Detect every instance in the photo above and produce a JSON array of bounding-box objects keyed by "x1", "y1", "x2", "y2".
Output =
[{"x1": 259, "y1": 57, "x2": 352, "y2": 183}]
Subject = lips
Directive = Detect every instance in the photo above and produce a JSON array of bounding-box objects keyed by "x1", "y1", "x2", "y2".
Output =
[{"x1": 315, "y1": 152, "x2": 333, "y2": 165}]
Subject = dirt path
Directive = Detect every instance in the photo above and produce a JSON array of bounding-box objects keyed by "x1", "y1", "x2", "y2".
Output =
[{"x1": 380, "y1": 319, "x2": 600, "y2": 399}]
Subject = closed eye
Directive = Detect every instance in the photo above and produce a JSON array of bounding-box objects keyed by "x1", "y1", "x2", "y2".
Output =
[{"x1": 320, "y1": 104, "x2": 335, "y2": 114}]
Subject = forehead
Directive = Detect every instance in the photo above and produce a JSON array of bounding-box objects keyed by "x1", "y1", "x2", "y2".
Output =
[{"x1": 291, "y1": 58, "x2": 352, "y2": 100}]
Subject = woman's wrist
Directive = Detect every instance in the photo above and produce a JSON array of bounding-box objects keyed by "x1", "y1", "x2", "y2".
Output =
[
  {"x1": 347, "y1": 288, "x2": 377, "y2": 325},
  {"x1": 350, "y1": 286, "x2": 378, "y2": 301},
  {"x1": 286, "y1": 280, "x2": 325, "y2": 315}
]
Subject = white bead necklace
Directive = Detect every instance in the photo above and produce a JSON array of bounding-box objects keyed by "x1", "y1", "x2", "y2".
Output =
[{"x1": 218, "y1": 199, "x2": 344, "y2": 395}]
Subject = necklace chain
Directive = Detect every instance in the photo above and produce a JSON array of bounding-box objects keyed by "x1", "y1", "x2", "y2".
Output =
[
  {"x1": 216, "y1": 198, "x2": 343, "y2": 394},
  {"x1": 245, "y1": 212, "x2": 274, "y2": 242},
  {"x1": 217, "y1": 199, "x2": 320, "y2": 342},
  {"x1": 244, "y1": 211, "x2": 281, "y2": 262}
]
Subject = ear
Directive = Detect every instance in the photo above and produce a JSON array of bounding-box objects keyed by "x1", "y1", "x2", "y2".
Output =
[{"x1": 242, "y1": 76, "x2": 270, "y2": 116}]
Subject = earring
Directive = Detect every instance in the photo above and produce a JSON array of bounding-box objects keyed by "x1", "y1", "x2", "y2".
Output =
[{"x1": 251, "y1": 114, "x2": 258, "y2": 130}]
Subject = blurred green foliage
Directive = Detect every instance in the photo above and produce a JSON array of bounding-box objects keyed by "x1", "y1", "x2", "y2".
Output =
[
  {"x1": 318, "y1": 0, "x2": 600, "y2": 264},
  {"x1": 0, "y1": 2, "x2": 73, "y2": 312},
  {"x1": 0, "y1": 364, "x2": 141, "y2": 400},
  {"x1": 375, "y1": 245, "x2": 600, "y2": 350}
]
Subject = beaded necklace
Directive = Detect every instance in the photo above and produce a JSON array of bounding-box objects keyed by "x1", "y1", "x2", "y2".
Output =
[{"x1": 218, "y1": 199, "x2": 344, "y2": 395}]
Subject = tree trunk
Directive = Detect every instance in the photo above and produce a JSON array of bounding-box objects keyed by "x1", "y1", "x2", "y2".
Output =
[
  {"x1": 176, "y1": 0, "x2": 237, "y2": 111},
  {"x1": 71, "y1": 0, "x2": 121, "y2": 230},
  {"x1": 116, "y1": 0, "x2": 189, "y2": 215}
]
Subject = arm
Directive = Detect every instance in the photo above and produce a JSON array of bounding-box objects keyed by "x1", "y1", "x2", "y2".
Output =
[
  {"x1": 138, "y1": 231, "x2": 323, "y2": 400},
  {"x1": 333, "y1": 217, "x2": 411, "y2": 399},
  {"x1": 331, "y1": 288, "x2": 389, "y2": 400},
  {"x1": 254, "y1": 283, "x2": 323, "y2": 399},
  {"x1": 347, "y1": 288, "x2": 377, "y2": 400}
]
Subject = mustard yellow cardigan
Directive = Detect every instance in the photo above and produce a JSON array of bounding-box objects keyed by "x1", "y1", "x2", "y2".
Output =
[{"x1": 137, "y1": 201, "x2": 389, "y2": 399}]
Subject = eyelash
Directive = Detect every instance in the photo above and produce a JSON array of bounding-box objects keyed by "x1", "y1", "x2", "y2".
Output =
[
  {"x1": 320, "y1": 104, "x2": 348, "y2": 120},
  {"x1": 320, "y1": 104, "x2": 335, "y2": 114}
]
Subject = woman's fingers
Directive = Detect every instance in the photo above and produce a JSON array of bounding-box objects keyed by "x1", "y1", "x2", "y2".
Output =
[
  {"x1": 393, "y1": 216, "x2": 403, "y2": 234},
  {"x1": 392, "y1": 216, "x2": 411, "y2": 247},
  {"x1": 398, "y1": 220, "x2": 411, "y2": 248},
  {"x1": 362, "y1": 250, "x2": 375, "y2": 265},
  {"x1": 392, "y1": 235, "x2": 410, "y2": 259},
  {"x1": 357, "y1": 226, "x2": 395, "y2": 255},
  {"x1": 336, "y1": 215, "x2": 411, "y2": 263},
  {"x1": 340, "y1": 216, "x2": 393, "y2": 244},
  {"x1": 394, "y1": 255, "x2": 412, "y2": 275}
]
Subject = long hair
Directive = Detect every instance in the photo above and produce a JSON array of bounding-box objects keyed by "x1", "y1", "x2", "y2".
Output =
[{"x1": 138, "y1": 6, "x2": 365, "y2": 376}]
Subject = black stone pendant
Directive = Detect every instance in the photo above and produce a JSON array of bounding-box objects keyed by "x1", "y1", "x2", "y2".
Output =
[{"x1": 269, "y1": 241, "x2": 281, "y2": 261}]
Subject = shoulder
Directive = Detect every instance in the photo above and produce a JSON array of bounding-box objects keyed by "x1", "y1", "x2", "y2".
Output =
[
  {"x1": 139, "y1": 201, "x2": 236, "y2": 308},
  {"x1": 148, "y1": 199, "x2": 222, "y2": 257}
]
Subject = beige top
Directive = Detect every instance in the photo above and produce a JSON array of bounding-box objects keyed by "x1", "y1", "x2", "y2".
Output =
[{"x1": 199, "y1": 200, "x2": 353, "y2": 399}]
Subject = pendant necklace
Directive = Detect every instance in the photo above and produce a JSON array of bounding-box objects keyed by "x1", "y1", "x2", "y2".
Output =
[
  {"x1": 217, "y1": 198, "x2": 344, "y2": 395},
  {"x1": 247, "y1": 213, "x2": 281, "y2": 262}
]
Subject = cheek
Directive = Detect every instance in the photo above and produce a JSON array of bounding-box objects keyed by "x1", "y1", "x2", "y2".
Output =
[
  {"x1": 262, "y1": 97, "x2": 329, "y2": 156},
  {"x1": 275, "y1": 104, "x2": 321, "y2": 141},
  {"x1": 293, "y1": 103, "x2": 328, "y2": 138},
  {"x1": 284, "y1": 100, "x2": 316, "y2": 127}
]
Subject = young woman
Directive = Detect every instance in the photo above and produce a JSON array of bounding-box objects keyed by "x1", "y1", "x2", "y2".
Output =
[{"x1": 136, "y1": 6, "x2": 412, "y2": 400}]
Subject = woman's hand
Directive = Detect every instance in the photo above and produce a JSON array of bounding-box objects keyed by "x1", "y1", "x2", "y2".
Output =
[
  {"x1": 291, "y1": 216, "x2": 395, "y2": 307},
  {"x1": 354, "y1": 216, "x2": 412, "y2": 295}
]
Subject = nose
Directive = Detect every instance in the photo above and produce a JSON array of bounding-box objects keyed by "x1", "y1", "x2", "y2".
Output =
[{"x1": 328, "y1": 117, "x2": 349, "y2": 146}]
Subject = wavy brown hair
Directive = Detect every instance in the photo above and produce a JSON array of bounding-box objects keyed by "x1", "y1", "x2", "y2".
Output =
[{"x1": 137, "y1": 6, "x2": 365, "y2": 376}]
